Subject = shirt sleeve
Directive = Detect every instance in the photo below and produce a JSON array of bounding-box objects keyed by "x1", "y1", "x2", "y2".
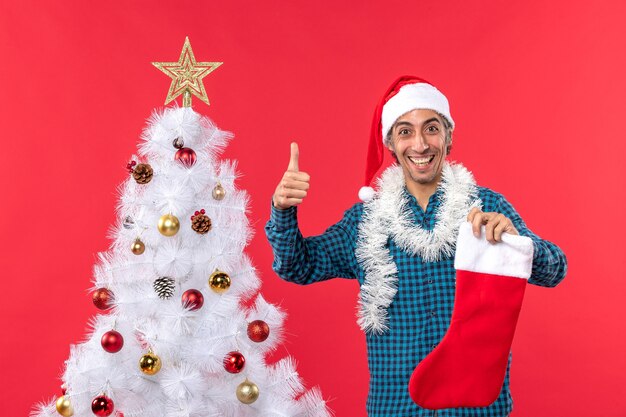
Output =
[
  {"x1": 264, "y1": 202, "x2": 360, "y2": 285},
  {"x1": 494, "y1": 194, "x2": 568, "y2": 287}
]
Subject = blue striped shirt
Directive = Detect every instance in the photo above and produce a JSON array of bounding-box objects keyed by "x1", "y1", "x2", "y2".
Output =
[{"x1": 265, "y1": 185, "x2": 567, "y2": 416}]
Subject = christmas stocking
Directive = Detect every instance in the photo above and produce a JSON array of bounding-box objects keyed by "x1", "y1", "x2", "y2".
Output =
[{"x1": 408, "y1": 222, "x2": 534, "y2": 409}]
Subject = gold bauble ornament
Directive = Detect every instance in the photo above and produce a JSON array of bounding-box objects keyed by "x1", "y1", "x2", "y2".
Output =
[
  {"x1": 236, "y1": 379, "x2": 259, "y2": 404},
  {"x1": 209, "y1": 270, "x2": 231, "y2": 293},
  {"x1": 212, "y1": 183, "x2": 226, "y2": 201},
  {"x1": 55, "y1": 395, "x2": 74, "y2": 417},
  {"x1": 158, "y1": 214, "x2": 180, "y2": 236},
  {"x1": 131, "y1": 238, "x2": 145, "y2": 255},
  {"x1": 139, "y1": 352, "x2": 162, "y2": 375}
]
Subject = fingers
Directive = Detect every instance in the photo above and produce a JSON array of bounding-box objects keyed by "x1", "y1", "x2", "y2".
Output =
[
  {"x1": 493, "y1": 215, "x2": 510, "y2": 242},
  {"x1": 494, "y1": 219, "x2": 519, "y2": 241},
  {"x1": 273, "y1": 195, "x2": 304, "y2": 208},
  {"x1": 471, "y1": 210, "x2": 490, "y2": 238},
  {"x1": 288, "y1": 142, "x2": 299, "y2": 172},
  {"x1": 484, "y1": 213, "x2": 503, "y2": 243},
  {"x1": 279, "y1": 185, "x2": 308, "y2": 199},
  {"x1": 467, "y1": 207, "x2": 482, "y2": 236},
  {"x1": 466, "y1": 207, "x2": 482, "y2": 222},
  {"x1": 280, "y1": 179, "x2": 309, "y2": 193},
  {"x1": 273, "y1": 146, "x2": 310, "y2": 209},
  {"x1": 283, "y1": 170, "x2": 310, "y2": 183},
  {"x1": 276, "y1": 172, "x2": 310, "y2": 198},
  {"x1": 469, "y1": 211, "x2": 520, "y2": 243},
  {"x1": 277, "y1": 176, "x2": 309, "y2": 199}
]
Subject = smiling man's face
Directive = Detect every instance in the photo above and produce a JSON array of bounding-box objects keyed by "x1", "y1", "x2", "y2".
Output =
[{"x1": 387, "y1": 108, "x2": 450, "y2": 192}]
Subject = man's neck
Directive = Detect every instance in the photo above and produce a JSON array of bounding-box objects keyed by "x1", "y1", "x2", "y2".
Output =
[{"x1": 406, "y1": 176, "x2": 442, "y2": 211}]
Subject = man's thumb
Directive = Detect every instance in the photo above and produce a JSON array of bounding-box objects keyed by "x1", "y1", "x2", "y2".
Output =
[{"x1": 288, "y1": 142, "x2": 299, "y2": 171}]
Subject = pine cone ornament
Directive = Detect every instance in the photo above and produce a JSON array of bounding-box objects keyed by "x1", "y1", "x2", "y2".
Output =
[
  {"x1": 153, "y1": 277, "x2": 175, "y2": 299},
  {"x1": 191, "y1": 209, "x2": 212, "y2": 234},
  {"x1": 132, "y1": 163, "x2": 154, "y2": 184}
]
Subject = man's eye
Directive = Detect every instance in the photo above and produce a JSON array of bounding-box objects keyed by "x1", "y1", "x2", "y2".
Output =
[
  {"x1": 399, "y1": 128, "x2": 410, "y2": 135},
  {"x1": 426, "y1": 125, "x2": 439, "y2": 133}
]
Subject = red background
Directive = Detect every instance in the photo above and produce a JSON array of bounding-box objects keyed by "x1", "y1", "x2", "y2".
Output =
[{"x1": 1, "y1": 1, "x2": 625, "y2": 416}]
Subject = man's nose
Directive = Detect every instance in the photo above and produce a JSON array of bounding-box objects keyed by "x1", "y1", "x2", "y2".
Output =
[{"x1": 410, "y1": 133, "x2": 430, "y2": 152}]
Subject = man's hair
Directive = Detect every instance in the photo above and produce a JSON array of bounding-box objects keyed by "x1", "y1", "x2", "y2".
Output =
[{"x1": 384, "y1": 112, "x2": 453, "y2": 147}]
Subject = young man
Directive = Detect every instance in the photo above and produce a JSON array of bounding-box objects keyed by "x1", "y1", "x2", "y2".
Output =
[{"x1": 265, "y1": 76, "x2": 567, "y2": 416}]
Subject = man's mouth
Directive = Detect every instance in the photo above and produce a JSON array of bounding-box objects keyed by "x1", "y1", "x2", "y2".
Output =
[{"x1": 407, "y1": 155, "x2": 435, "y2": 168}]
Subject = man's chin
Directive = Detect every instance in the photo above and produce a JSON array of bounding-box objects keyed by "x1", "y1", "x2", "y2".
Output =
[
  {"x1": 413, "y1": 176, "x2": 438, "y2": 185},
  {"x1": 399, "y1": 163, "x2": 442, "y2": 187},
  {"x1": 407, "y1": 168, "x2": 441, "y2": 185}
]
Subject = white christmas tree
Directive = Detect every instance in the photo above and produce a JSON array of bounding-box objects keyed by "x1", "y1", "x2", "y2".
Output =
[{"x1": 33, "y1": 39, "x2": 331, "y2": 417}]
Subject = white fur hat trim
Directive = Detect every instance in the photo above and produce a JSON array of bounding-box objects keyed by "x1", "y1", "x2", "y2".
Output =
[{"x1": 381, "y1": 83, "x2": 454, "y2": 142}]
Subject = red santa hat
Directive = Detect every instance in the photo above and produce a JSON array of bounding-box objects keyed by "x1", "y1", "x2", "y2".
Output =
[{"x1": 359, "y1": 75, "x2": 455, "y2": 201}]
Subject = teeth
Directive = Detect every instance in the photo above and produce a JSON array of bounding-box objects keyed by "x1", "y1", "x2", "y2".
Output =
[{"x1": 408, "y1": 156, "x2": 433, "y2": 165}]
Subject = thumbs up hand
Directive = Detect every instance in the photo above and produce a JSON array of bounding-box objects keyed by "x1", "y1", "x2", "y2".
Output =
[{"x1": 272, "y1": 142, "x2": 311, "y2": 210}]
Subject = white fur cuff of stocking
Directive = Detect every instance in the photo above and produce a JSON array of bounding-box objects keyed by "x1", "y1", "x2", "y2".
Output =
[{"x1": 454, "y1": 222, "x2": 534, "y2": 279}]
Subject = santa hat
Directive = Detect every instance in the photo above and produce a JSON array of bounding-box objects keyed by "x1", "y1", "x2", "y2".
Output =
[{"x1": 358, "y1": 76, "x2": 455, "y2": 201}]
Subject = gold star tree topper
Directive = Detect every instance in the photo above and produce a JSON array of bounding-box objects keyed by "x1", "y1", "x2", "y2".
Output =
[{"x1": 152, "y1": 37, "x2": 222, "y2": 107}]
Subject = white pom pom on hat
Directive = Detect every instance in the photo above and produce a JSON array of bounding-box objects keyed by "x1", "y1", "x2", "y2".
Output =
[
  {"x1": 360, "y1": 76, "x2": 454, "y2": 201},
  {"x1": 358, "y1": 186, "x2": 376, "y2": 202}
]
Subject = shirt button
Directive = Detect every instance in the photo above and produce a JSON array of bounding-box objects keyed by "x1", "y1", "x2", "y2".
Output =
[
  {"x1": 431, "y1": 344, "x2": 437, "y2": 350},
  {"x1": 427, "y1": 279, "x2": 433, "y2": 284},
  {"x1": 430, "y1": 311, "x2": 436, "y2": 317}
]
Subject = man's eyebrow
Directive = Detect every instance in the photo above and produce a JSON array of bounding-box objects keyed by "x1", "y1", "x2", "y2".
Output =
[
  {"x1": 422, "y1": 117, "x2": 442, "y2": 125},
  {"x1": 394, "y1": 121, "x2": 414, "y2": 129},
  {"x1": 394, "y1": 117, "x2": 442, "y2": 130}
]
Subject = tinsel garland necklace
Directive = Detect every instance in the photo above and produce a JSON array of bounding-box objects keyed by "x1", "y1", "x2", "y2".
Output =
[{"x1": 355, "y1": 162, "x2": 482, "y2": 334}]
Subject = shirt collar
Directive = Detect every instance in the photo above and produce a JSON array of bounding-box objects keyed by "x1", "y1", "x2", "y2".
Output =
[{"x1": 403, "y1": 185, "x2": 444, "y2": 216}]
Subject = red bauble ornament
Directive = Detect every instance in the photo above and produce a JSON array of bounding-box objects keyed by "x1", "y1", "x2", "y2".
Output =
[
  {"x1": 174, "y1": 147, "x2": 197, "y2": 167},
  {"x1": 181, "y1": 289, "x2": 204, "y2": 311},
  {"x1": 101, "y1": 330, "x2": 124, "y2": 353},
  {"x1": 92, "y1": 288, "x2": 114, "y2": 310},
  {"x1": 91, "y1": 395, "x2": 114, "y2": 416},
  {"x1": 223, "y1": 351, "x2": 245, "y2": 373},
  {"x1": 247, "y1": 320, "x2": 270, "y2": 343}
]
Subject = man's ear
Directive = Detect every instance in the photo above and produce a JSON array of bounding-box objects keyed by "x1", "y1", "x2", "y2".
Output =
[
  {"x1": 385, "y1": 137, "x2": 395, "y2": 153},
  {"x1": 446, "y1": 129, "x2": 454, "y2": 155}
]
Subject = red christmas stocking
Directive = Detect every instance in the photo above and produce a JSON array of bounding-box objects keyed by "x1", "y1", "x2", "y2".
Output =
[{"x1": 408, "y1": 222, "x2": 534, "y2": 410}]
